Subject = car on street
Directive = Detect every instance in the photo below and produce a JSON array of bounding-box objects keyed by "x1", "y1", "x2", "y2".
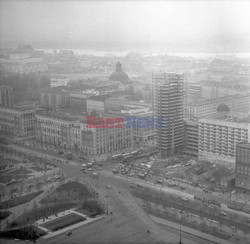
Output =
[
  {"x1": 66, "y1": 231, "x2": 72, "y2": 236},
  {"x1": 220, "y1": 211, "x2": 227, "y2": 216},
  {"x1": 106, "y1": 185, "x2": 112, "y2": 189}
]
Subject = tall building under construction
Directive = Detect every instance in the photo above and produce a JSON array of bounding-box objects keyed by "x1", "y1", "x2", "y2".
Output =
[{"x1": 153, "y1": 72, "x2": 185, "y2": 158}]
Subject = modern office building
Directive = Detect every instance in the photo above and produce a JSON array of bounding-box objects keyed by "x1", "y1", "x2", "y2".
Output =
[
  {"x1": 198, "y1": 113, "x2": 250, "y2": 167},
  {"x1": 235, "y1": 143, "x2": 250, "y2": 190},
  {"x1": 0, "y1": 85, "x2": 13, "y2": 107},
  {"x1": 153, "y1": 72, "x2": 185, "y2": 158},
  {"x1": 0, "y1": 106, "x2": 36, "y2": 138}
]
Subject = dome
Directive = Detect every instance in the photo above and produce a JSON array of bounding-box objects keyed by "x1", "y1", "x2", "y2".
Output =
[{"x1": 109, "y1": 62, "x2": 130, "y2": 83}]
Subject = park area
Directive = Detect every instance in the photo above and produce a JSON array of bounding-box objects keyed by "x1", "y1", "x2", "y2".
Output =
[
  {"x1": 40, "y1": 181, "x2": 95, "y2": 204},
  {"x1": 0, "y1": 191, "x2": 43, "y2": 209},
  {"x1": 40, "y1": 213, "x2": 86, "y2": 232}
]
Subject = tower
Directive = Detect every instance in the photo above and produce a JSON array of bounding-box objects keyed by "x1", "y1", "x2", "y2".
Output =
[
  {"x1": 116, "y1": 62, "x2": 122, "y2": 72},
  {"x1": 153, "y1": 72, "x2": 185, "y2": 158}
]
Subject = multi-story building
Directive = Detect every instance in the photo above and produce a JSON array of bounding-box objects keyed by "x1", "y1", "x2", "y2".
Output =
[
  {"x1": 153, "y1": 72, "x2": 185, "y2": 158},
  {"x1": 69, "y1": 93, "x2": 88, "y2": 114},
  {"x1": 87, "y1": 95, "x2": 111, "y2": 112},
  {"x1": 36, "y1": 111, "x2": 81, "y2": 150},
  {"x1": 0, "y1": 57, "x2": 47, "y2": 74},
  {"x1": 184, "y1": 120, "x2": 199, "y2": 157},
  {"x1": 50, "y1": 77, "x2": 70, "y2": 87},
  {"x1": 0, "y1": 85, "x2": 13, "y2": 107},
  {"x1": 187, "y1": 93, "x2": 250, "y2": 120},
  {"x1": 235, "y1": 143, "x2": 250, "y2": 190},
  {"x1": 131, "y1": 111, "x2": 155, "y2": 148},
  {"x1": 104, "y1": 96, "x2": 125, "y2": 111},
  {"x1": 40, "y1": 88, "x2": 70, "y2": 111},
  {"x1": 187, "y1": 84, "x2": 202, "y2": 103},
  {"x1": 198, "y1": 113, "x2": 250, "y2": 167},
  {"x1": 80, "y1": 114, "x2": 133, "y2": 159},
  {"x1": 201, "y1": 85, "x2": 240, "y2": 99},
  {"x1": 0, "y1": 106, "x2": 36, "y2": 138}
]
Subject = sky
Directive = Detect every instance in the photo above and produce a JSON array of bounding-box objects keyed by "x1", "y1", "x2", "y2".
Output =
[{"x1": 0, "y1": 0, "x2": 250, "y2": 52}]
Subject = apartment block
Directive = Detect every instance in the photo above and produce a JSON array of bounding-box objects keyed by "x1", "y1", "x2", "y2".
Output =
[
  {"x1": 80, "y1": 114, "x2": 133, "y2": 159},
  {"x1": 198, "y1": 113, "x2": 250, "y2": 167},
  {"x1": 40, "y1": 88, "x2": 70, "y2": 111},
  {"x1": 0, "y1": 106, "x2": 36, "y2": 137},
  {"x1": 36, "y1": 111, "x2": 81, "y2": 150}
]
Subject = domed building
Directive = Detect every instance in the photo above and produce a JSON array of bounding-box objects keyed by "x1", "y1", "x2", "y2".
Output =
[{"x1": 109, "y1": 62, "x2": 130, "y2": 83}]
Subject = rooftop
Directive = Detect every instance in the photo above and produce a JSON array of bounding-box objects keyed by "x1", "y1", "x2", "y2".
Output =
[
  {"x1": 237, "y1": 143, "x2": 250, "y2": 150},
  {"x1": 41, "y1": 87, "x2": 69, "y2": 94},
  {"x1": 88, "y1": 94, "x2": 112, "y2": 101},
  {"x1": 188, "y1": 93, "x2": 250, "y2": 107},
  {"x1": 36, "y1": 111, "x2": 81, "y2": 122}
]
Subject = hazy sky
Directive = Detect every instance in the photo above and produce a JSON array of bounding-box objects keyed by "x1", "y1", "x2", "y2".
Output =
[{"x1": 0, "y1": 0, "x2": 250, "y2": 52}]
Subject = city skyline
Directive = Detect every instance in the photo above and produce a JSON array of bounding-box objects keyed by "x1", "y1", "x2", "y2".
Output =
[{"x1": 0, "y1": 1, "x2": 250, "y2": 52}]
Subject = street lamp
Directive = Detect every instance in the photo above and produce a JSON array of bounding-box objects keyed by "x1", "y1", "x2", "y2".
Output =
[
  {"x1": 179, "y1": 210, "x2": 183, "y2": 244},
  {"x1": 105, "y1": 195, "x2": 109, "y2": 214}
]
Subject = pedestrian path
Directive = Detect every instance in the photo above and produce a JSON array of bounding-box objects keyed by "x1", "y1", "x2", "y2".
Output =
[{"x1": 150, "y1": 215, "x2": 233, "y2": 244}]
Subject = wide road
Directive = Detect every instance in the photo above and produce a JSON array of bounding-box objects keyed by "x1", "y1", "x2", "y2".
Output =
[
  {"x1": 1, "y1": 146, "x2": 239, "y2": 243},
  {"x1": 35, "y1": 160, "x2": 223, "y2": 244}
]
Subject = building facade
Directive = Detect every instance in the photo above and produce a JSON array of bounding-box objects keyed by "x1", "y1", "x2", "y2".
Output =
[
  {"x1": 87, "y1": 95, "x2": 111, "y2": 112},
  {"x1": 80, "y1": 115, "x2": 133, "y2": 159},
  {"x1": 198, "y1": 114, "x2": 250, "y2": 167},
  {"x1": 36, "y1": 112, "x2": 81, "y2": 151},
  {"x1": 235, "y1": 143, "x2": 250, "y2": 190},
  {"x1": 187, "y1": 94, "x2": 250, "y2": 120},
  {"x1": 184, "y1": 120, "x2": 199, "y2": 157},
  {"x1": 40, "y1": 88, "x2": 70, "y2": 111},
  {"x1": 0, "y1": 85, "x2": 13, "y2": 107},
  {"x1": 153, "y1": 72, "x2": 184, "y2": 158},
  {"x1": 0, "y1": 57, "x2": 47, "y2": 74},
  {"x1": 0, "y1": 106, "x2": 36, "y2": 138}
]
